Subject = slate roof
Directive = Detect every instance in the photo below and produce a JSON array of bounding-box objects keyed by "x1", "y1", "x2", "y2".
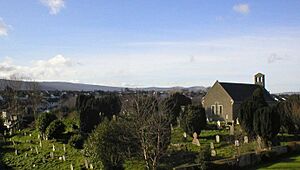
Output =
[{"x1": 218, "y1": 82, "x2": 274, "y2": 102}]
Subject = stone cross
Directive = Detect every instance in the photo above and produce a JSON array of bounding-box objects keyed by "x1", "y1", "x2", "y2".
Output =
[
  {"x1": 216, "y1": 135, "x2": 220, "y2": 143},
  {"x1": 192, "y1": 132, "x2": 200, "y2": 146},
  {"x1": 244, "y1": 136, "x2": 249, "y2": 144}
]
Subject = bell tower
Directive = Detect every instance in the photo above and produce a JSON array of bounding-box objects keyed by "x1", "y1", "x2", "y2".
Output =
[{"x1": 254, "y1": 73, "x2": 265, "y2": 87}]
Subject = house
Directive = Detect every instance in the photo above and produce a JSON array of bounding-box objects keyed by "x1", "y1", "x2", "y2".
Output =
[{"x1": 202, "y1": 73, "x2": 275, "y2": 122}]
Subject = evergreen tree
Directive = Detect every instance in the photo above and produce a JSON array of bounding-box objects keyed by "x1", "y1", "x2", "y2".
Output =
[
  {"x1": 181, "y1": 105, "x2": 207, "y2": 136},
  {"x1": 253, "y1": 106, "x2": 280, "y2": 148},
  {"x1": 239, "y1": 87, "x2": 268, "y2": 137}
]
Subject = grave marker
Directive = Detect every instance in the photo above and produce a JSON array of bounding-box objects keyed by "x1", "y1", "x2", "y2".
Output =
[
  {"x1": 216, "y1": 135, "x2": 220, "y2": 143},
  {"x1": 244, "y1": 136, "x2": 249, "y2": 144}
]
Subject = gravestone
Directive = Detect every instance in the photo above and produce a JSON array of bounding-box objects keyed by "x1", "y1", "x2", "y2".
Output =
[
  {"x1": 183, "y1": 132, "x2": 187, "y2": 138},
  {"x1": 39, "y1": 140, "x2": 42, "y2": 148},
  {"x1": 236, "y1": 118, "x2": 240, "y2": 125},
  {"x1": 29, "y1": 134, "x2": 32, "y2": 137},
  {"x1": 216, "y1": 135, "x2": 220, "y2": 143},
  {"x1": 211, "y1": 149, "x2": 217, "y2": 157},
  {"x1": 84, "y1": 159, "x2": 89, "y2": 169},
  {"x1": 90, "y1": 164, "x2": 94, "y2": 169},
  {"x1": 63, "y1": 155, "x2": 66, "y2": 161},
  {"x1": 38, "y1": 134, "x2": 40, "y2": 139},
  {"x1": 15, "y1": 149, "x2": 18, "y2": 155},
  {"x1": 206, "y1": 118, "x2": 210, "y2": 123},
  {"x1": 217, "y1": 121, "x2": 221, "y2": 129},
  {"x1": 25, "y1": 152, "x2": 28, "y2": 158},
  {"x1": 244, "y1": 136, "x2": 249, "y2": 144},
  {"x1": 234, "y1": 140, "x2": 240, "y2": 147},
  {"x1": 52, "y1": 144, "x2": 55, "y2": 151},
  {"x1": 230, "y1": 125, "x2": 234, "y2": 135},
  {"x1": 50, "y1": 152, "x2": 54, "y2": 159},
  {"x1": 35, "y1": 146, "x2": 39, "y2": 154},
  {"x1": 70, "y1": 164, "x2": 74, "y2": 170},
  {"x1": 170, "y1": 124, "x2": 174, "y2": 131},
  {"x1": 59, "y1": 157, "x2": 63, "y2": 161},
  {"x1": 63, "y1": 144, "x2": 66, "y2": 152},
  {"x1": 210, "y1": 142, "x2": 214, "y2": 149},
  {"x1": 192, "y1": 132, "x2": 200, "y2": 146}
]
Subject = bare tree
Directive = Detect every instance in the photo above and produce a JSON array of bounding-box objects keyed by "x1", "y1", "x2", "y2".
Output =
[{"x1": 124, "y1": 95, "x2": 171, "y2": 170}]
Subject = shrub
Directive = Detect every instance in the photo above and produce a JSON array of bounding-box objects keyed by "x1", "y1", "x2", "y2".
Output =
[
  {"x1": 36, "y1": 112, "x2": 57, "y2": 135},
  {"x1": 69, "y1": 134, "x2": 84, "y2": 149},
  {"x1": 46, "y1": 120, "x2": 66, "y2": 139}
]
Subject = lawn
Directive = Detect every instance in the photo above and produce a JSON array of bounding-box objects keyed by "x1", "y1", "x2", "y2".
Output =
[
  {"x1": 0, "y1": 128, "x2": 86, "y2": 170},
  {"x1": 256, "y1": 154, "x2": 300, "y2": 170}
]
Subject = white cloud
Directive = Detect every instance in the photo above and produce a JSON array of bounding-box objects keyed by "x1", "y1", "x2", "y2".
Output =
[
  {"x1": 233, "y1": 3, "x2": 250, "y2": 15},
  {"x1": 40, "y1": 0, "x2": 65, "y2": 15},
  {"x1": 0, "y1": 18, "x2": 9, "y2": 36},
  {"x1": 0, "y1": 55, "x2": 76, "y2": 81}
]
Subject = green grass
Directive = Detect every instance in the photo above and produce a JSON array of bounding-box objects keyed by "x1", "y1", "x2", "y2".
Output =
[
  {"x1": 256, "y1": 154, "x2": 300, "y2": 170},
  {"x1": 0, "y1": 128, "x2": 86, "y2": 170}
]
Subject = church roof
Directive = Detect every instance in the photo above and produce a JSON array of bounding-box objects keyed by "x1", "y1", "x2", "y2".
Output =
[{"x1": 218, "y1": 82, "x2": 274, "y2": 102}]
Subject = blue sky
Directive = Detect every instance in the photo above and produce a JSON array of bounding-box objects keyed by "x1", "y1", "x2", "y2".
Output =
[{"x1": 0, "y1": 0, "x2": 300, "y2": 93}]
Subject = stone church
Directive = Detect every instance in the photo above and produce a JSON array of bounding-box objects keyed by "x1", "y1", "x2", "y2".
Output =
[{"x1": 202, "y1": 73, "x2": 275, "y2": 122}]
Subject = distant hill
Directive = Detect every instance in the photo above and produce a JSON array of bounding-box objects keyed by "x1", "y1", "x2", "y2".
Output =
[{"x1": 0, "y1": 79, "x2": 207, "y2": 92}]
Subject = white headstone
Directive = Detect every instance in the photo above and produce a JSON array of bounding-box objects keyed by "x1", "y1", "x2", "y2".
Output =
[
  {"x1": 39, "y1": 140, "x2": 42, "y2": 148},
  {"x1": 236, "y1": 118, "x2": 240, "y2": 125},
  {"x1": 217, "y1": 121, "x2": 221, "y2": 128},
  {"x1": 52, "y1": 144, "x2": 55, "y2": 151},
  {"x1": 183, "y1": 132, "x2": 187, "y2": 138},
  {"x1": 15, "y1": 149, "x2": 18, "y2": 155},
  {"x1": 192, "y1": 132, "x2": 200, "y2": 146},
  {"x1": 63, "y1": 155, "x2": 66, "y2": 161},
  {"x1": 84, "y1": 159, "x2": 89, "y2": 169},
  {"x1": 90, "y1": 164, "x2": 94, "y2": 169},
  {"x1": 35, "y1": 147, "x2": 39, "y2": 154},
  {"x1": 211, "y1": 149, "x2": 217, "y2": 157},
  {"x1": 63, "y1": 144, "x2": 66, "y2": 152},
  {"x1": 235, "y1": 140, "x2": 240, "y2": 147},
  {"x1": 244, "y1": 136, "x2": 249, "y2": 144},
  {"x1": 50, "y1": 152, "x2": 54, "y2": 159},
  {"x1": 70, "y1": 164, "x2": 74, "y2": 170},
  {"x1": 216, "y1": 135, "x2": 220, "y2": 143},
  {"x1": 210, "y1": 142, "x2": 214, "y2": 149}
]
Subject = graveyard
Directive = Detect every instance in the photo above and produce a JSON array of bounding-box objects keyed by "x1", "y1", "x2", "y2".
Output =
[{"x1": 1, "y1": 119, "x2": 297, "y2": 170}]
